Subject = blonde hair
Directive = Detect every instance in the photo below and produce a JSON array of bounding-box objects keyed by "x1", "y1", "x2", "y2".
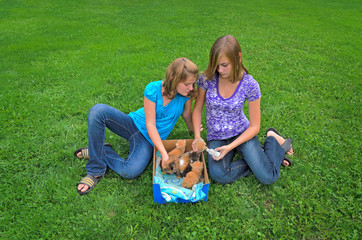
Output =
[
  {"x1": 204, "y1": 35, "x2": 249, "y2": 83},
  {"x1": 163, "y1": 58, "x2": 198, "y2": 99}
]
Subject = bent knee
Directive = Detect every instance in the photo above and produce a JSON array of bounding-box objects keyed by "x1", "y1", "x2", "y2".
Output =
[
  {"x1": 118, "y1": 166, "x2": 145, "y2": 179},
  {"x1": 209, "y1": 169, "x2": 232, "y2": 185},
  {"x1": 88, "y1": 104, "x2": 108, "y2": 121},
  {"x1": 258, "y1": 176, "x2": 277, "y2": 185},
  {"x1": 89, "y1": 103, "x2": 108, "y2": 115},
  {"x1": 118, "y1": 170, "x2": 140, "y2": 179},
  {"x1": 211, "y1": 176, "x2": 231, "y2": 185}
]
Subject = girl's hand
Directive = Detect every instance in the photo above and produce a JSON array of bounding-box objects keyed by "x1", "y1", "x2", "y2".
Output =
[
  {"x1": 161, "y1": 153, "x2": 169, "y2": 169},
  {"x1": 213, "y1": 145, "x2": 231, "y2": 161},
  {"x1": 192, "y1": 124, "x2": 204, "y2": 151},
  {"x1": 192, "y1": 137, "x2": 205, "y2": 152}
]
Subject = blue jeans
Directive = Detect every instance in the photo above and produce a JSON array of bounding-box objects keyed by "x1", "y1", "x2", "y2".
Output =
[
  {"x1": 85, "y1": 104, "x2": 153, "y2": 179},
  {"x1": 207, "y1": 135, "x2": 285, "y2": 185}
]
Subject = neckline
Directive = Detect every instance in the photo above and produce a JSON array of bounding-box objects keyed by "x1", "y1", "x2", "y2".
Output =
[{"x1": 216, "y1": 74, "x2": 244, "y2": 100}]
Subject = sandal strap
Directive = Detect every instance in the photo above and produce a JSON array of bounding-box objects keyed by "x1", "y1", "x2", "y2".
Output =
[
  {"x1": 74, "y1": 143, "x2": 113, "y2": 159},
  {"x1": 281, "y1": 138, "x2": 293, "y2": 153},
  {"x1": 79, "y1": 175, "x2": 101, "y2": 188},
  {"x1": 267, "y1": 127, "x2": 293, "y2": 154},
  {"x1": 266, "y1": 127, "x2": 281, "y2": 136},
  {"x1": 81, "y1": 148, "x2": 89, "y2": 159},
  {"x1": 283, "y1": 156, "x2": 292, "y2": 166}
]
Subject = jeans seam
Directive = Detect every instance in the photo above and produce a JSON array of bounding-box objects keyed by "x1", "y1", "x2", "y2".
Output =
[
  {"x1": 102, "y1": 118, "x2": 141, "y2": 161},
  {"x1": 221, "y1": 158, "x2": 247, "y2": 171},
  {"x1": 229, "y1": 163, "x2": 248, "y2": 170},
  {"x1": 102, "y1": 118, "x2": 133, "y2": 161},
  {"x1": 128, "y1": 133, "x2": 137, "y2": 159}
]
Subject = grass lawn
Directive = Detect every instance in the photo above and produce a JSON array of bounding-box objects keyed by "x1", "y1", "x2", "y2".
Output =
[{"x1": 1, "y1": 0, "x2": 361, "y2": 239}]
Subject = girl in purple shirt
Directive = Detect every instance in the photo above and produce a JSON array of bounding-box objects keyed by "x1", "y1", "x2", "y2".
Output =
[{"x1": 192, "y1": 35, "x2": 294, "y2": 185}]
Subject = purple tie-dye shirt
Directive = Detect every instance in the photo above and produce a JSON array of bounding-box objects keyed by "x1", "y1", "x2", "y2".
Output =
[{"x1": 197, "y1": 73, "x2": 261, "y2": 141}]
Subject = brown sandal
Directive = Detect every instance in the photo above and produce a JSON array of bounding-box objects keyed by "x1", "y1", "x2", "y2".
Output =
[
  {"x1": 266, "y1": 127, "x2": 293, "y2": 155},
  {"x1": 74, "y1": 143, "x2": 113, "y2": 159},
  {"x1": 77, "y1": 174, "x2": 103, "y2": 195}
]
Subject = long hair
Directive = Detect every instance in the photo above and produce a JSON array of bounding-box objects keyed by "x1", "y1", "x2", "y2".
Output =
[
  {"x1": 204, "y1": 35, "x2": 249, "y2": 83},
  {"x1": 163, "y1": 58, "x2": 198, "y2": 99}
]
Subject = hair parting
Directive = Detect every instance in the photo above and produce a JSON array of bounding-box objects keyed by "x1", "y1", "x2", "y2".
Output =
[{"x1": 204, "y1": 35, "x2": 249, "y2": 83}]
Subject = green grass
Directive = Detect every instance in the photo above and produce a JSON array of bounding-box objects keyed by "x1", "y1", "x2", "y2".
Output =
[{"x1": 1, "y1": 0, "x2": 361, "y2": 239}]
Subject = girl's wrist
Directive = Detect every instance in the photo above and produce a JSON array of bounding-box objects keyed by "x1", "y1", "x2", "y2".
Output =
[{"x1": 160, "y1": 150, "x2": 168, "y2": 158}]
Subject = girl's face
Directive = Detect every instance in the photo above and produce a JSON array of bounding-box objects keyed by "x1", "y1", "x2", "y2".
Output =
[
  {"x1": 217, "y1": 55, "x2": 232, "y2": 79},
  {"x1": 176, "y1": 74, "x2": 197, "y2": 96}
]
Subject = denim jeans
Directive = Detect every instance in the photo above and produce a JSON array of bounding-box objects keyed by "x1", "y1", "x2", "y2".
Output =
[
  {"x1": 207, "y1": 135, "x2": 285, "y2": 185},
  {"x1": 85, "y1": 104, "x2": 153, "y2": 179}
]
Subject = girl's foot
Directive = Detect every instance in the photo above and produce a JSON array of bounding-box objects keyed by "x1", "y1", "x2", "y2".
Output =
[
  {"x1": 267, "y1": 130, "x2": 294, "y2": 156},
  {"x1": 74, "y1": 143, "x2": 113, "y2": 160},
  {"x1": 261, "y1": 145, "x2": 291, "y2": 166},
  {"x1": 77, "y1": 175, "x2": 102, "y2": 194},
  {"x1": 74, "y1": 147, "x2": 89, "y2": 159},
  {"x1": 282, "y1": 156, "x2": 292, "y2": 167},
  {"x1": 77, "y1": 183, "x2": 89, "y2": 193},
  {"x1": 282, "y1": 158, "x2": 290, "y2": 166}
]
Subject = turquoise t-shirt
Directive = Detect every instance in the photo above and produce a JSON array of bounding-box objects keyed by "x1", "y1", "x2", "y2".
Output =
[{"x1": 129, "y1": 80, "x2": 190, "y2": 146}]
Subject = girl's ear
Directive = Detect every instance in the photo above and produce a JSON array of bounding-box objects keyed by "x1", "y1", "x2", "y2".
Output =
[
  {"x1": 239, "y1": 52, "x2": 242, "y2": 63},
  {"x1": 170, "y1": 76, "x2": 174, "y2": 81}
]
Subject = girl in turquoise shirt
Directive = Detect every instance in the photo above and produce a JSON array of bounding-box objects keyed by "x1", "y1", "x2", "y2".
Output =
[{"x1": 75, "y1": 58, "x2": 198, "y2": 195}]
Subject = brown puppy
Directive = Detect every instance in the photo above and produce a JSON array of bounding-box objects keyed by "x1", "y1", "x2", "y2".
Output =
[
  {"x1": 175, "y1": 151, "x2": 201, "y2": 178},
  {"x1": 162, "y1": 140, "x2": 186, "y2": 174},
  {"x1": 181, "y1": 161, "x2": 204, "y2": 189},
  {"x1": 175, "y1": 152, "x2": 191, "y2": 178},
  {"x1": 189, "y1": 151, "x2": 201, "y2": 163}
]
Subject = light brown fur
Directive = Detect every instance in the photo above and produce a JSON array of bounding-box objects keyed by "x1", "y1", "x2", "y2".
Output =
[
  {"x1": 181, "y1": 161, "x2": 204, "y2": 189},
  {"x1": 195, "y1": 139, "x2": 206, "y2": 151},
  {"x1": 162, "y1": 140, "x2": 186, "y2": 174},
  {"x1": 175, "y1": 152, "x2": 191, "y2": 178}
]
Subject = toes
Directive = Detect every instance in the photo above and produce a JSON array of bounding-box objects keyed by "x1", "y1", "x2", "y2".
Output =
[
  {"x1": 77, "y1": 183, "x2": 84, "y2": 191},
  {"x1": 77, "y1": 184, "x2": 89, "y2": 192},
  {"x1": 77, "y1": 152, "x2": 82, "y2": 158},
  {"x1": 81, "y1": 186, "x2": 89, "y2": 192},
  {"x1": 287, "y1": 147, "x2": 294, "y2": 156},
  {"x1": 282, "y1": 160, "x2": 289, "y2": 166}
]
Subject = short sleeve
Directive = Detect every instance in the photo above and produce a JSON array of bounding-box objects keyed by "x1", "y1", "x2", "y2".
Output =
[
  {"x1": 196, "y1": 74, "x2": 209, "y2": 90},
  {"x1": 144, "y1": 81, "x2": 158, "y2": 103},
  {"x1": 245, "y1": 77, "x2": 261, "y2": 101}
]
